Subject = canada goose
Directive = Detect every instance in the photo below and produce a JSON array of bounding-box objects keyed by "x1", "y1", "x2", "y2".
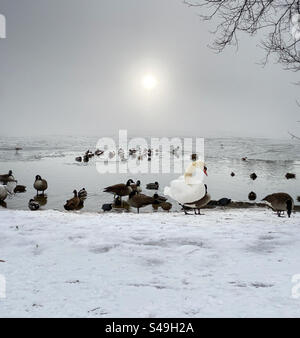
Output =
[
  {"x1": 160, "y1": 201, "x2": 172, "y2": 211},
  {"x1": 64, "y1": 190, "x2": 81, "y2": 211},
  {"x1": 262, "y1": 193, "x2": 294, "y2": 217},
  {"x1": 104, "y1": 179, "x2": 134, "y2": 200},
  {"x1": 128, "y1": 190, "x2": 158, "y2": 213},
  {"x1": 297, "y1": 196, "x2": 300, "y2": 203},
  {"x1": 83, "y1": 154, "x2": 89, "y2": 163},
  {"x1": 248, "y1": 191, "x2": 257, "y2": 201},
  {"x1": 34, "y1": 175, "x2": 48, "y2": 195},
  {"x1": 14, "y1": 185, "x2": 26, "y2": 193},
  {"x1": 218, "y1": 198, "x2": 231, "y2": 206},
  {"x1": 286, "y1": 173, "x2": 296, "y2": 179},
  {"x1": 183, "y1": 184, "x2": 211, "y2": 215},
  {"x1": 231, "y1": 172, "x2": 235, "y2": 177},
  {"x1": 131, "y1": 180, "x2": 142, "y2": 193},
  {"x1": 146, "y1": 182, "x2": 159, "y2": 190},
  {"x1": 102, "y1": 204, "x2": 112, "y2": 212},
  {"x1": 28, "y1": 199, "x2": 40, "y2": 211},
  {"x1": 250, "y1": 173, "x2": 257, "y2": 180},
  {"x1": 0, "y1": 170, "x2": 15, "y2": 184}
]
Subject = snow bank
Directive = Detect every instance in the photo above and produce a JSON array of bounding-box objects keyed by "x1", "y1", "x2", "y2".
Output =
[{"x1": 0, "y1": 208, "x2": 300, "y2": 317}]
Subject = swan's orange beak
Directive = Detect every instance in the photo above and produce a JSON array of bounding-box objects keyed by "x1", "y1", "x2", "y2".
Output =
[{"x1": 203, "y1": 167, "x2": 208, "y2": 176}]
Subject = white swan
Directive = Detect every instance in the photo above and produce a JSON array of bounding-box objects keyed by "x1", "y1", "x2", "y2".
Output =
[
  {"x1": 164, "y1": 160, "x2": 208, "y2": 204},
  {"x1": 0, "y1": 180, "x2": 17, "y2": 202}
]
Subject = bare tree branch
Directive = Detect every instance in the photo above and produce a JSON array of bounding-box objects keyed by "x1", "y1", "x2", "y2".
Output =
[{"x1": 184, "y1": 0, "x2": 300, "y2": 71}]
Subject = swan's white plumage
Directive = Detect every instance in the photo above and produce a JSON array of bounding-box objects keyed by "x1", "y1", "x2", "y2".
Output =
[
  {"x1": 0, "y1": 181, "x2": 16, "y2": 201},
  {"x1": 164, "y1": 160, "x2": 207, "y2": 204}
]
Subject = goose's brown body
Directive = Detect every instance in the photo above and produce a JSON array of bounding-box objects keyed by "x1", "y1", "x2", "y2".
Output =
[
  {"x1": 128, "y1": 191, "x2": 157, "y2": 213},
  {"x1": 262, "y1": 193, "x2": 294, "y2": 217},
  {"x1": 64, "y1": 190, "x2": 81, "y2": 211},
  {"x1": 34, "y1": 175, "x2": 48, "y2": 195},
  {"x1": 104, "y1": 179, "x2": 134, "y2": 198}
]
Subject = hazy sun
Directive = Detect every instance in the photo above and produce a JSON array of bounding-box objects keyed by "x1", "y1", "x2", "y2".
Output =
[{"x1": 142, "y1": 74, "x2": 158, "y2": 90}]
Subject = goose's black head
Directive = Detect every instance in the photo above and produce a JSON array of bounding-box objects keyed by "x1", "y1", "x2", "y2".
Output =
[
  {"x1": 155, "y1": 182, "x2": 159, "y2": 185},
  {"x1": 73, "y1": 190, "x2": 78, "y2": 196},
  {"x1": 136, "y1": 180, "x2": 141, "y2": 186},
  {"x1": 8, "y1": 170, "x2": 13, "y2": 176},
  {"x1": 35, "y1": 175, "x2": 42, "y2": 180},
  {"x1": 126, "y1": 179, "x2": 134, "y2": 186},
  {"x1": 129, "y1": 190, "x2": 138, "y2": 198}
]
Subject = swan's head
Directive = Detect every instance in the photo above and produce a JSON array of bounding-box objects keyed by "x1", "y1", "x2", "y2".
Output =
[{"x1": 184, "y1": 160, "x2": 207, "y2": 185}]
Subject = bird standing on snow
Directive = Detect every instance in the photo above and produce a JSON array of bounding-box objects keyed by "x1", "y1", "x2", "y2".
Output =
[
  {"x1": 164, "y1": 160, "x2": 208, "y2": 212},
  {"x1": 262, "y1": 193, "x2": 294, "y2": 217}
]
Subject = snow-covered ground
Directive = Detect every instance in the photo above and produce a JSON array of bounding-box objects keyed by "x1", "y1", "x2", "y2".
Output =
[{"x1": 0, "y1": 208, "x2": 300, "y2": 318}]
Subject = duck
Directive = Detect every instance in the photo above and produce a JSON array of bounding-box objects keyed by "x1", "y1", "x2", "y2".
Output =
[
  {"x1": 102, "y1": 203, "x2": 112, "y2": 212},
  {"x1": 0, "y1": 170, "x2": 15, "y2": 184},
  {"x1": 262, "y1": 193, "x2": 294, "y2": 217},
  {"x1": 164, "y1": 160, "x2": 208, "y2": 206},
  {"x1": 128, "y1": 190, "x2": 158, "y2": 213},
  {"x1": 64, "y1": 190, "x2": 81, "y2": 211},
  {"x1": 28, "y1": 199, "x2": 40, "y2": 211},
  {"x1": 77, "y1": 188, "x2": 87, "y2": 209},
  {"x1": 286, "y1": 173, "x2": 296, "y2": 179},
  {"x1": 95, "y1": 149, "x2": 104, "y2": 156},
  {"x1": 104, "y1": 179, "x2": 134, "y2": 200},
  {"x1": 217, "y1": 197, "x2": 231, "y2": 206},
  {"x1": 146, "y1": 182, "x2": 159, "y2": 190},
  {"x1": 83, "y1": 154, "x2": 89, "y2": 163},
  {"x1": 131, "y1": 180, "x2": 142, "y2": 193},
  {"x1": 14, "y1": 185, "x2": 26, "y2": 193},
  {"x1": 250, "y1": 173, "x2": 257, "y2": 180},
  {"x1": 183, "y1": 184, "x2": 211, "y2": 215},
  {"x1": 248, "y1": 191, "x2": 257, "y2": 201},
  {"x1": 160, "y1": 201, "x2": 172, "y2": 211},
  {"x1": 231, "y1": 172, "x2": 235, "y2": 177},
  {"x1": 75, "y1": 156, "x2": 82, "y2": 162},
  {"x1": 78, "y1": 188, "x2": 87, "y2": 201},
  {"x1": 34, "y1": 175, "x2": 48, "y2": 195}
]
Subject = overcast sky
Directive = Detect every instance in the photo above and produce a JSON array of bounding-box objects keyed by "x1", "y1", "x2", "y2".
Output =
[{"x1": 0, "y1": 0, "x2": 299, "y2": 138}]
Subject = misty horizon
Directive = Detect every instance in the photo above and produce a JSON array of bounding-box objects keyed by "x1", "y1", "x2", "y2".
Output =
[{"x1": 0, "y1": 0, "x2": 299, "y2": 139}]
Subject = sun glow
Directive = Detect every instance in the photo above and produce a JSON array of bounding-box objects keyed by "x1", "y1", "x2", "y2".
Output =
[{"x1": 142, "y1": 74, "x2": 158, "y2": 90}]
